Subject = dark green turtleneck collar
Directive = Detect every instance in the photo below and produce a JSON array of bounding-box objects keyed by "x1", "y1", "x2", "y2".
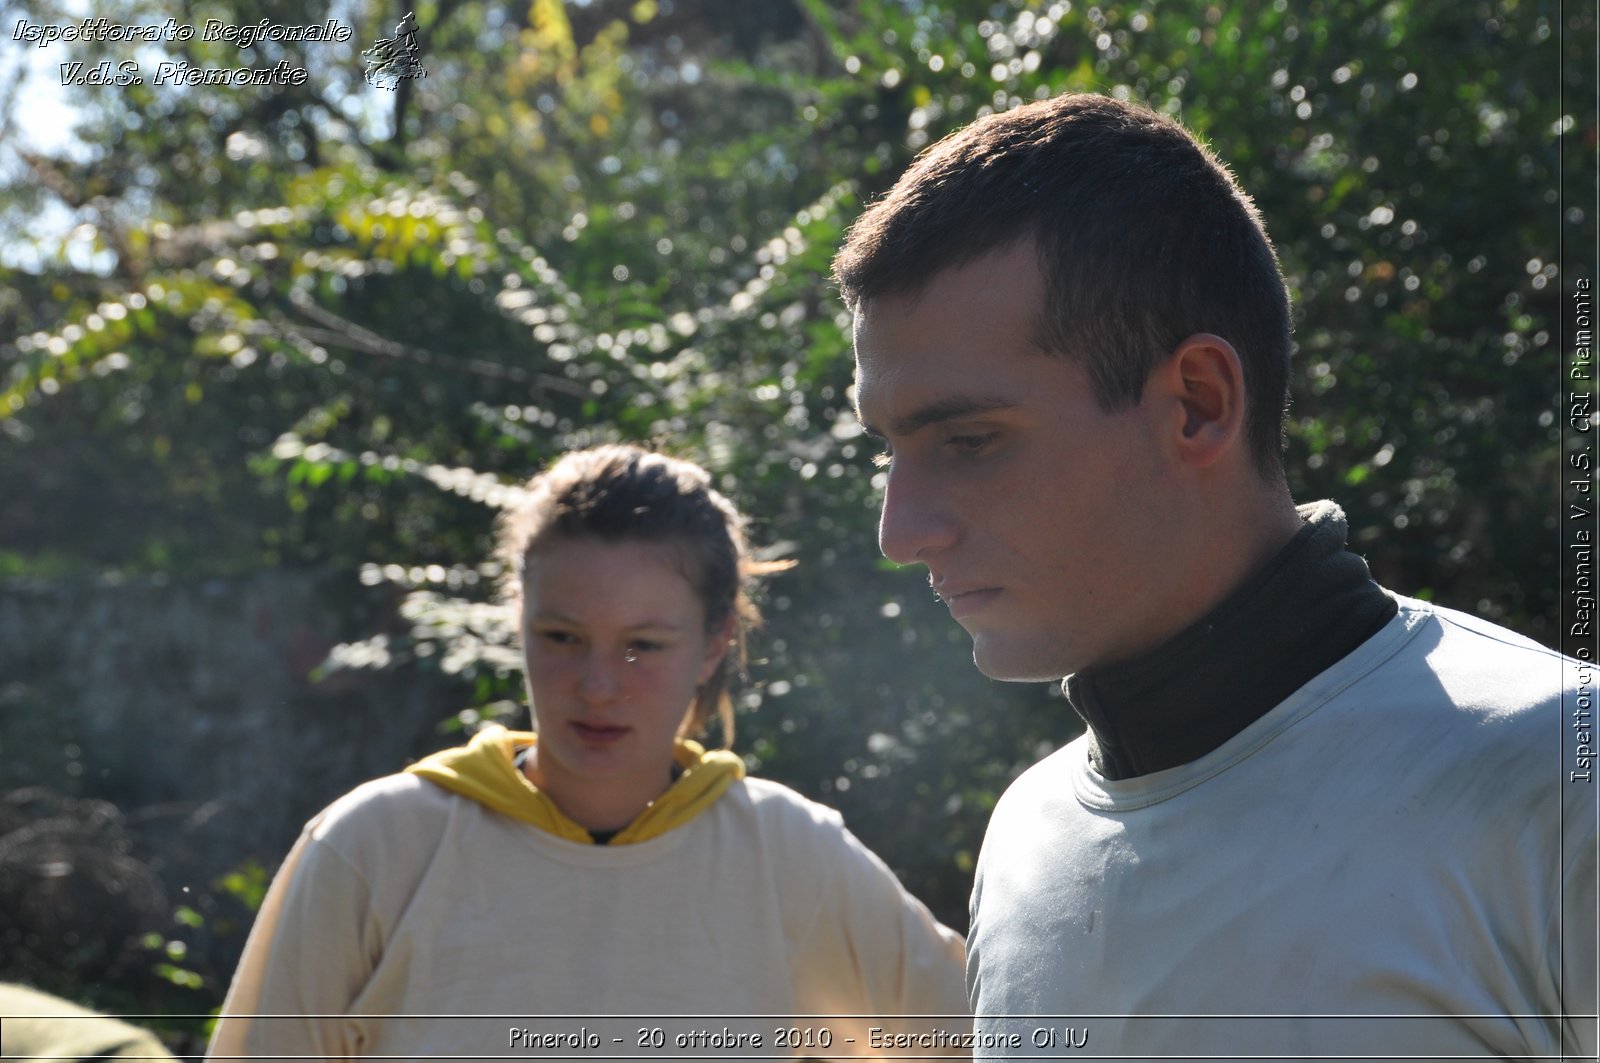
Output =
[{"x1": 1064, "y1": 501, "x2": 1397, "y2": 780}]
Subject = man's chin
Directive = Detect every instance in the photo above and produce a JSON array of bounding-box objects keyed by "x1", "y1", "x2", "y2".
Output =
[{"x1": 970, "y1": 633, "x2": 1069, "y2": 683}]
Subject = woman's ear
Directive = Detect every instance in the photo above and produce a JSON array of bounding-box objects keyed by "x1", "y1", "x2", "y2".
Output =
[{"x1": 699, "y1": 613, "x2": 737, "y2": 685}]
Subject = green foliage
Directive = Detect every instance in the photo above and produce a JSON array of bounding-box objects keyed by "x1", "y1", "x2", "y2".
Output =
[
  {"x1": 216, "y1": 860, "x2": 270, "y2": 913},
  {"x1": 0, "y1": 0, "x2": 1588, "y2": 989}
]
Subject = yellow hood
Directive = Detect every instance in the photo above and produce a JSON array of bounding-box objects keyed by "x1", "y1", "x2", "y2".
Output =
[{"x1": 404, "y1": 724, "x2": 744, "y2": 845}]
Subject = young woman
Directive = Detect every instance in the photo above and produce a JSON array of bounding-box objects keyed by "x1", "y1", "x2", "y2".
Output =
[{"x1": 208, "y1": 445, "x2": 967, "y2": 1060}]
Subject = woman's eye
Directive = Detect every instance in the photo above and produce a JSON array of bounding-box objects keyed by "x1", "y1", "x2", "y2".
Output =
[
  {"x1": 630, "y1": 640, "x2": 665, "y2": 654},
  {"x1": 538, "y1": 630, "x2": 578, "y2": 646}
]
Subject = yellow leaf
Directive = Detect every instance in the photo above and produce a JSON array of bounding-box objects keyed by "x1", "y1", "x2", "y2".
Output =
[{"x1": 530, "y1": 0, "x2": 576, "y2": 67}]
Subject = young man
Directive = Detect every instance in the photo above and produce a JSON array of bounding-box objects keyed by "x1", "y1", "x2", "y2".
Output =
[{"x1": 836, "y1": 93, "x2": 1596, "y2": 1058}]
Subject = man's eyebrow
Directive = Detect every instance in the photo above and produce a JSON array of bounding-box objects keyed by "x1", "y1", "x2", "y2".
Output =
[{"x1": 858, "y1": 394, "x2": 1020, "y2": 439}]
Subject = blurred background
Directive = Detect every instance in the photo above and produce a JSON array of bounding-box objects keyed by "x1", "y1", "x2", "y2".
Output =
[{"x1": 0, "y1": 0, "x2": 1592, "y2": 1052}]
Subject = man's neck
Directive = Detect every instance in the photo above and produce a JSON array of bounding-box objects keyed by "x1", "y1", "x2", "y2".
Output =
[{"x1": 1065, "y1": 501, "x2": 1398, "y2": 780}]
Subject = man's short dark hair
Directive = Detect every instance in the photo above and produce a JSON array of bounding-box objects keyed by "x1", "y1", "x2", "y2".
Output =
[{"x1": 833, "y1": 93, "x2": 1293, "y2": 477}]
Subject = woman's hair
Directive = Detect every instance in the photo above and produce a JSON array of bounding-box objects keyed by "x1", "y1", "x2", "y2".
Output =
[{"x1": 495, "y1": 444, "x2": 789, "y2": 745}]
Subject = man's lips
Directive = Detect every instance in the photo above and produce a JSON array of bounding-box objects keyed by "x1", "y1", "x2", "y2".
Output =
[{"x1": 936, "y1": 586, "x2": 1001, "y2": 620}]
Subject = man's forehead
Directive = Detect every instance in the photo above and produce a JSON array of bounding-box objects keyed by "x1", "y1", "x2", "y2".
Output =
[
  {"x1": 851, "y1": 304, "x2": 1043, "y2": 434},
  {"x1": 849, "y1": 317, "x2": 914, "y2": 427},
  {"x1": 852, "y1": 340, "x2": 1022, "y2": 438}
]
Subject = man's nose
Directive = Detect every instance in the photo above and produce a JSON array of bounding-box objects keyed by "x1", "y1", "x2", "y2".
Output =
[{"x1": 877, "y1": 461, "x2": 958, "y2": 565}]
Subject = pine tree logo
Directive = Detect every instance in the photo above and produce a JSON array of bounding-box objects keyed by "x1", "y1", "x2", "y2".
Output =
[{"x1": 363, "y1": 11, "x2": 427, "y2": 90}]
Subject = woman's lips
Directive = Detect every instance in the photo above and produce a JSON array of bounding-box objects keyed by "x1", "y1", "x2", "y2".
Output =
[{"x1": 570, "y1": 721, "x2": 630, "y2": 745}]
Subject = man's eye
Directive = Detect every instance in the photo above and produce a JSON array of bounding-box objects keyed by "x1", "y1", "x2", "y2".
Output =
[{"x1": 948, "y1": 432, "x2": 998, "y2": 453}]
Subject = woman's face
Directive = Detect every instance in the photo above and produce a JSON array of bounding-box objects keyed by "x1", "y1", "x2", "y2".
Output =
[{"x1": 520, "y1": 536, "x2": 729, "y2": 827}]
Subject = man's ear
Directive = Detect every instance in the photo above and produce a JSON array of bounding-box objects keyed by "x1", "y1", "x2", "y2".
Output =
[{"x1": 1149, "y1": 333, "x2": 1248, "y2": 469}]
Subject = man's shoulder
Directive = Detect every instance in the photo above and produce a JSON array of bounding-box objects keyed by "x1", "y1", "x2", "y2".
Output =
[
  {"x1": 1291, "y1": 594, "x2": 1582, "y2": 819},
  {"x1": 984, "y1": 738, "x2": 1090, "y2": 828},
  {"x1": 1381, "y1": 593, "x2": 1575, "y2": 715},
  {"x1": 1392, "y1": 592, "x2": 1565, "y2": 661},
  {"x1": 987, "y1": 597, "x2": 1572, "y2": 820}
]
